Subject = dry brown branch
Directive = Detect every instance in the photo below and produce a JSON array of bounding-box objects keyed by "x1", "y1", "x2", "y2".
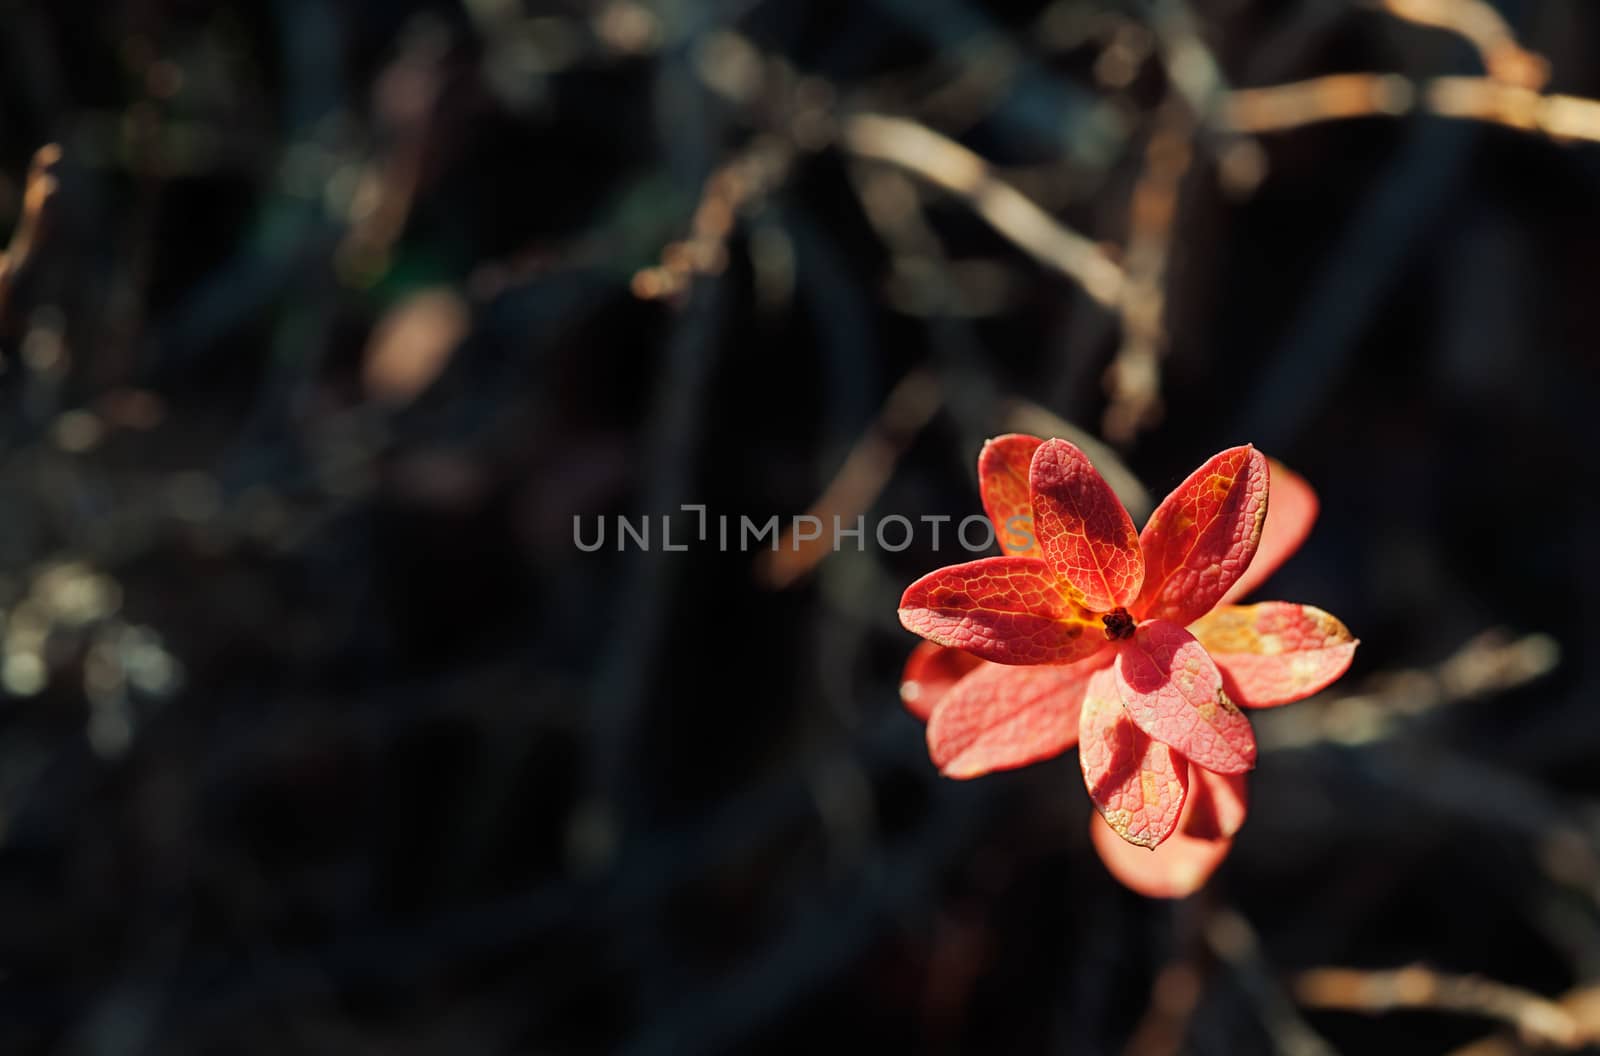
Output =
[
  {"x1": 1032, "y1": 5, "x2": 1155, "y2": 91},
  {"x1": 849, "y1": 161, "x2": 972, "y2": 313},
  {"x1": 1224, "y1": 74, "x2": 1417, "y2": 132},
  {"x1": 1373, "y1": 0, "x2": 1549, "y2": 90},
  {"x1": 1425, "y1": 77, "x2": 1600, "y2": 140},
  {"x1": 1223, "y1": 73, "x2": 1600, "y2": 144},
  {"x1": 1102, "y1": 102, "x2": 1193, "y2": 445},
  {"x1": 1205, "y1": 908, "x2": 1341, "y2": 1056},
  {"x1": 912, "y1": 35, "x2": 1022, "y2": 133},
  {"x1": 1142, "y1": 0, "x2": 1269, "y2": 196},
  {"x1": 1447, "y1": 981, "x2": 1600, "y2": 1055},
  {"x1": 1294, "y1": 965, "x2": 1583, "y2": 1048},
  {"x1": 1145, "y1": 0, "x2": 1231, "y2": 119},
  {"x1": 336, "y1": 31, "x2": 446, "y2": 287},
  {"x1": 1123, "y1": 958, "x2": 1206, "y2": 1056},
  {"x1": 631, "y1": 136, "x2": 794, "y2": 302},
  {"x1": 840, "y1": 113, "x2": 1125, "y2": 308},
  {"x1": 757, "y1": 369, "x2": 942, "y2": 589},
  {"x1": 851, "y1": 164, "x2": 1023, "y2": 319},
  {"x1": 0, "y1": 143, "x2": 63, "y2": 325},
  {"x1": 1255, "y1": 629, "x2": 1559, "y2": 751}
]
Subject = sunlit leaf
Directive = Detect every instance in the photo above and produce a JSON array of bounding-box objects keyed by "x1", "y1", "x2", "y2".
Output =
[
  {"x1": 1221, "y1": 458, "x2": 1319, "y2": 604},
  {"x1": 927, "y1": 658, "x2": 1102, "y2": 778},
  {"x1": 899, "y1": 557, "x2": 1108, "y2": 666},
  {"x1": 1115, "y1": 619, "x2": 1257, "y2": 774},
  {"x1": 1078, "y1": 666, "x2": 1188, "y2": 848},
  {"x1": 1189, "y1": 602, "x2": 1358, "y2": 709},
  {"x1": 1134, "y1": 445, "x2": 1269, "y2": 627},
  {"x1": 1029, "y1": 439, "x2": 1144, "y2": 611},
  {"x1": 978, "y1": 433, "x2": 1044, "y2": 557},
  {"x1": 1001, "y1": 402, "x2": 1153, "y2": 522},
  {"x1": 899, "y1": 641, "x2": 984, "y2": 721}
]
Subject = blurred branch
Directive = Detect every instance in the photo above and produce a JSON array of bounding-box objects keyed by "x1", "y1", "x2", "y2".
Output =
[
  {"x1": 1144, "y1": 0, "x2": 1268, "y2": 195},
  {"x1": 759, "y1": 369, "x2": 942, "y2": 589},
  {"x1": 1256, "y1": 629, "x2": 1559, "y2": 751},
  {"x1": 1425, "y1": 77, "x2": 1600, "y2": 139},
  {"x1": 1223, "y1": 73, "x2": 1600, "y2": 145},
  {"x1": 1102, "y1": 102, "x2": 1192, "y2": 445},
  {"x1": 618, "y1": 782, "x2": 983, "y2": 1056},
  {"x1": 336, "y1": 25, "x2": 448, "y2": 287},
  {"x1": 1205, "y1": 908, "x2": 1340, "y2": 1056},
  {"x1": 632, "y1": 136, "x2": 793, "y2": 302},
  {"x1": 862, "y1": 0, "x2": 1128, "y2": 171},
  {"x1": 1145, "y1": 0, "x2": 1229, "y2": 118},
  {"x1": 1294, "y1": 965, "x2": 1582, "y2": 1048},
  {"x1": 1224, "y1": 74, "x2": 1417, "y2": 132},
  {"x1": 841, "y1": 113, "x2": 1125, "y2": 308},
  {"x1": 0, "y1": 143, "x2": 62, "y2": 328},
  {"x1": 1371, "y1": 0, "x2": 1549, "y2": 89},
  {"x1": 1123, "y1": 957, "x2": 1206, "y2": 1056},
  {"x1": 1449, "y1": 981, "x2": 1600, "y2": 1056}
]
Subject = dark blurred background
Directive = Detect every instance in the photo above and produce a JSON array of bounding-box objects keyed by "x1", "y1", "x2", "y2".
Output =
[{"x1": 3, "y1": 0, "x2": 1600, "y2": 1053}]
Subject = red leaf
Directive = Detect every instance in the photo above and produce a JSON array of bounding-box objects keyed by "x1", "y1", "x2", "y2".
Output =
[
  {"x1": 899, "y1": 642, "x2": 985, "y2": 721},
  {"x1": 1029, "y1": 439, "x2": 1144, "y2": 611},
  {"x1": 1078, "y1": 666, "x2": 1188, "y2": 848},
  {"x1": 1114, "y1": 619, "x2": 1257, "y2": 774},
  {"x1": 1089, "y1": 812, "x2": 1232, "y2": 899},
  {"x1": 899, "y1": 557, "x2": 1107, "y2": 666},
  {"x1": 926, "y1": 658, "x2": 1102, "y2": 778},
  {"x1": 1181, "y1": 765, "x2": 1248, "y2": 840},
  {"x1": 979, "y1": 434, "x2": 1044, "y2": 557},
  {"x1": 1134, "y1": 445, "x2": 1269, "y2": 627},
  {"x1": 1188, "y1": 602, "x2": 1358, "y2": 709},
  {"x1": 1220, "y1": 458, "x2": 1319, "y2": 604}
]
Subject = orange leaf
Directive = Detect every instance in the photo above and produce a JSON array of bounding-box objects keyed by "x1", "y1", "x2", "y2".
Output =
[
  {"x1": 899, "y1": 557, "x2": 1107, "y2": 666},
  {"x1": 1134, "y1": 445, "x2": 1269, "y2": 627},
  {"x1": 978, "y1": 433, "x2": 1044, "y2": 557},
  {"x1": 899, "y1": 642, "x2": 984, "y2": 721},
  {"x1": 1078, "y1": 666, "x2": 1188, "y2": 848},
  {"x1": 1114, "y1": 619, "x2": 1257, "y2": 774},
  {"x1": 926, "y1": 658, "x2": 1102, "y2": 778},
  {"x1": 1029, "y1": 439, "x2": 1144, "y2": 611},
  {"x1": 1188, "y1": 602, "x2": 1358, "y2": 709},
  {"x1": 1220, "y1": 458, "x2": 1319, "y2": 604}
]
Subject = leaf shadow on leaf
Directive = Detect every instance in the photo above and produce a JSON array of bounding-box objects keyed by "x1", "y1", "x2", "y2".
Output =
[{"x1": 1081, "y1": 721, "x2": 1143, "y2": 806}]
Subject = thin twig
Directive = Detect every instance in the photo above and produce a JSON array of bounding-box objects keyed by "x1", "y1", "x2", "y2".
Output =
[
  {"x1": 1294, "y1": 965, "x2": 1583, "y2": 1048},
  {"x1": 841, "y1": 112, "x2": 1125, "y2": 308},
  {"x1": 1144, "y1": 0, "x2": 1268, "y2": 193},
  {"x1": 0, "y1": 143, "x2": 62, "y2": 326},
  {"x1": 1372, "y1": 0, "x2": 1549, "y2": 90},
  {"x1": 1224, "y1": 73, "x2": 1417, "y2": 132},
  {"x1": 1205, "y1": 908, "x2": 1340, "y2": 1056},
  {"x1": 1224, "y1": 73, "x2": 1600, "y2": 145},
  {"x1": 335, "y1": 27, "x2": 447, "y2": 287},
  {"x1": 1448, "y1": 981, "x2": 1600, "y2": 1055},
  {"x1": 1103, "y1": 101, "x2": 1193, "y2": 445},
  {"x1": 1255, "y1": 629, "x2": 1560, "y2": 751},
  {"x1": 632, "y1": 135, "x2": 794, "y2": 302},
  {"x1": 758, "y1": 369, "x2": 943, "y2": 589}
]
